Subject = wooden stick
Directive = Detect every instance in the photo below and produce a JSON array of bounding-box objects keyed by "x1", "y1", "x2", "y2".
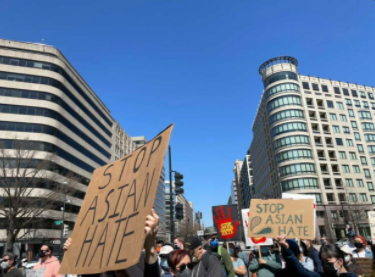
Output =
[
  {"x1": 258, "y1": 245, "x2": 262, "y2": 258},
  {"x1": 226, "y1": 241, "x2": 229, "y2": 251}
]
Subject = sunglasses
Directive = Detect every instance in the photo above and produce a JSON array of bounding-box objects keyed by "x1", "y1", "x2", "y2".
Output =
[
  {"x1": 178, "y1": 263, "x2": 193, "y2": 272},
  {"x1": 2, "y1": 259, "x2": 8, "y2": 262}
]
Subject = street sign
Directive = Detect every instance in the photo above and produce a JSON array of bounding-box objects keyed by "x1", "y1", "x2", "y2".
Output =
[
  {"x1": 54, "y1": 221, "x2": 63, "y2": 225},
  {"x1": 197, "y1": 230, "x2": 204, "y2": 236}
]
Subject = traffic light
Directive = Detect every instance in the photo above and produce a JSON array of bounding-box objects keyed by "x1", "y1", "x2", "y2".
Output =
[
  {"x1": 63, "y1": 224, "x2": 69, "y2": 237},
  {"x1": 176, "y1": 203, "x2": 184, "y2": 220},
  {"x1": 175, "y1": 172, "x2": 184, "y2": 195},
  {"x1": 339, "y1": 210, "x2": 344, "y2": 218}
]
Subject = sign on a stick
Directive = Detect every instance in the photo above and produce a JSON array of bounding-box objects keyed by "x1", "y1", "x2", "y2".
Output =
[
  {"x1": 247, "y1": 199, "x2": 315, "y2": 239},
  {"x1": 59, "y1": 124, "x2": 173, "y2": 274},
  {"x1": 241, "y1": 209, "x2": 273, "y2": 247},
  {"x1": 212, "y1": 205, "x2": 241, "y2": 241}
]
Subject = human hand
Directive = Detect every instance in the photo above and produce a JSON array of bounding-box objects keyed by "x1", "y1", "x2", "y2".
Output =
[
  {"x1": 275, "y1": 234, "x2": 288, "y2": 249},
  {"x1": 144, "y1": 209, "x2": 159, "y2": 265},
  {"x1": 259, "y1": 258, "x2": 267, "y2": 265},
  {"x1": 63, "y1": 238, "x2": 71, "y2": 251}
]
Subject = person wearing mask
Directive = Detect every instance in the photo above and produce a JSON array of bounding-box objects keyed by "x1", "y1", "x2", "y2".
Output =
[
  {"x1": 302, "y1": 240, "x2": 322, "y2": 272},
  {"x1": 228, "y1": 243, "x2": 247, "y2": 277},
  {"x1": 167, "y1": 250, "x2": 193, "y2": 277},
  {"x1": 1, "y1": 254, "x2": 23, "y2": 277},
  {"x1": 63, "y1": 208, "x2": 162, "y2": 277},
  {"x1": 157, "y1": 240, "x2": 165, "y2": 254},
  {"x1": 321, "y1": 236, "x2": 328, "y2": 246},
  {"x1": 352, "y1": 235, "x2": 373, "y2": 258},
  {"x1": 236, "y1": 246, "x2": 249, "y2": 269},
  {"x1": 160, "y1": 245, "x2": 174, "y2": 277},
  {"x1": 174, "y1": 237, "x2": 185, "y2": 250},
  {"x1": 203, "y1": 227, "x2": 235, "y2": 277},
  {"x1": 347, "y1": 232, "x2": 357, "y2": 252},
  {"x1": 33, "y1": 244, "x2": 61, "y2": 277},
  {"x1": 249, "y1": 245, "x2": 281, "y2": 277},
  {"x1": 18, "y1": 258, "x2": 28, "y2": 277},
  {"x1": 184, "y1": 236, "x2": 224, "y2": 277},
  {"x1": 298, "y1": 241, "x2": 314, "y2": 272},
  {"x1": 341, "y1": 245, "x2": 363, "y2": 277}
]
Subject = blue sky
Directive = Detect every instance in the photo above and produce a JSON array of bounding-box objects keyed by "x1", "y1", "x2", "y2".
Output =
[{"x1": 1, "y1": 0, "x2": 375, "y2": 227}]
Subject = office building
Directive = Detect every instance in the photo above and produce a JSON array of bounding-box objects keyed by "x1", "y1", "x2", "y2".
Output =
[
  {"x1": 249, "y1": 56, "x2": 375, "y2": 242},
  {"x1": 240, "y1": 155, "x2": 253, "y2": 209}
]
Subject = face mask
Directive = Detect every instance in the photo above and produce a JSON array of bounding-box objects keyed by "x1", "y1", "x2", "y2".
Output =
[
  {"x1": 177, "y1": 268, "x2": 192, "y2": 277},
  {"x1": 160, "y1": 259, "x2": 169, "y2": 271},
  {"x1": 229, "y1": 248, "x2": 234, "y2": 256},
  {"x1": 210, "y1": 239, "x2": 219, "y2": 250},
  {"x1": 261, "y1": 248, "x2": 269, "y2": 255},
  {"x1": 38, "y1": 250, "x2": 47, "y2": 258},
  {"x1": 299, "y1": 247, "x2": 304, "y2": 253},
  {"x1": 322, "y1": 260, "x2": 340, "y2": 276},
  {"x1": 344, "y1": 256, "x2": 350, "y2": 263},
  {"x1": 1, "y1": 262, "x2": 9, "y2": 270},
  {"x1": 321, "y1": 240, "x2": 327, "y2": 245},
  {"x1": 354, "y1": 242, "x2": 364, "y2": 249}
]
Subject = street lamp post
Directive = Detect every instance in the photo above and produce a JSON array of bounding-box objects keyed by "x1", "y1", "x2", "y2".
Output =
[{"x1": 60, "y1": 182, "x2": 70, "y2": 259}]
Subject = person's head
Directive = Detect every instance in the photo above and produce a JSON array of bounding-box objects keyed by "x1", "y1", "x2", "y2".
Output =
[
  {"x1": 353, "y1": 235, "x2": 367, "y2": 250},
  {"x1": 156, "y1": 240, "x2": 164, "y2": 254},
  {"x1": 228, "y1": 243, "x2": 238, "y2": 258},
  {"x1": 39, "y1": 244, "x2": 53, "y2": 260},
  {"x1": 167, "y1": 250, "x2": 192, "y2": 277},
  {"x1": 320, "y1": 244, "x2": 346, "y2": 276},
  {"x1": 321, "y1": 236, "x2": 327, "y2": 245},
  {"x1": 300, "y1": 240, "x2": 308, "y2": 256},
  {"x1": 236, "y1": 245, "x2": 242, "y2": 253},
  {"x1": 203, "y1": 227, "x2": 219, "y2": 249},
  {"x1": 340, "y1": 245, "x2": 353, "y2": 264},
  {"x1": 271, "y1": 243, "x2": 280, "y2": 254},
  {"x1": 184, "y1": 236, "x2": 205, "y2": 261},
  {"x1": 1, "y1": 253, "x2": 16, "y2": 270},
  {"x1": 174, "y1": 237, "x2": 184, "y2": 250},
  {"x1": 286, "y1": 239, "x2": 301, "y2": 257},
  {"x1": 159, "y1": 245, "x2": 174, "y2": 272},
  {"x1": 302, "y1": 239, "x2": 312, "y2": 248}
]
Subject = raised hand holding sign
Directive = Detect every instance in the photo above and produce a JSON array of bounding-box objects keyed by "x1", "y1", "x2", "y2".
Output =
[{"x1": 212, "y1": 205, "x2": 241, "y2": 241}]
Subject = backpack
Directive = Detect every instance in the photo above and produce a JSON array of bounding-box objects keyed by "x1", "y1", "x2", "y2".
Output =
[{"x1": 202, "y1": 250, "x2": 227, "y2": 277}]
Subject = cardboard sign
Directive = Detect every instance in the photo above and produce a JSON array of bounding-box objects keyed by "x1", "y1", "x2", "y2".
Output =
[
  {"x1": 353, "y1": 258, "x2": 373, "y2": 277},
  {"x1": 247, "y1": 199, "x2": 315, "y2": 239},
  {"x1": 26, "y1": 269, "x2": 45, "y2": 277},
  {"x1": 59, "y1": 124, "x2": 173, "y2": 274},
  {"x1": 368, "y1": 211, "x2": 375, "y2": 244},
  {"x1": 212, "y1": 205, "x2": 241, "y2": 241},
  {"x1": 241, "y1": 209, "x2": 273, "y2": 247}
]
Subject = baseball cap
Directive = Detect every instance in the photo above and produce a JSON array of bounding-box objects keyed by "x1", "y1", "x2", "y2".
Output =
[
  {"x1": 184, "y1": 236, "x2": 202, "y2": 251},
  {"x1": 159, "y1": 245, "x2": 174, "y2": 256},
  {"x1": 341, "y1": 245, "x2": 352, "y2": 255}
]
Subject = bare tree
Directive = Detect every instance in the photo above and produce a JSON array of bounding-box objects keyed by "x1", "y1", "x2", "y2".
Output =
[{"x1": 0, "y1": 139, "x2": 80, "y2": 253}]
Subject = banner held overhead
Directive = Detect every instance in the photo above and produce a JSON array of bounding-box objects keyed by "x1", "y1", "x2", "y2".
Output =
[
  {"x1": 212, "y1": 205, "x2": 241, "y2": 241},
  {"x1": 59, "y1": 124, "x2": 174, "y2": 274}
]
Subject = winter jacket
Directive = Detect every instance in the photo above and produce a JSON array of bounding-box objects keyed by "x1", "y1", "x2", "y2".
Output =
[
  {"x1": 219, "y1": 246, "x2": 236, "y2": 277},
  {"x1": 306, "y1": 246, "x2": 322, "y2": 272},
  {"x1": 249, "y1": 253, "x2": 282, "y2": 277},
  {"x1": 238, "y1": 252, "x2": 249, "y2": 268},
  {"x1": 33, "y1": 256, "x2": 61, "y2": 277},
  {"x1": 352, "y1": 248, "x2": 373, "y2": 258},
  {"x1": 190, "y1": 250, "x2": 225, "y2": 277}
]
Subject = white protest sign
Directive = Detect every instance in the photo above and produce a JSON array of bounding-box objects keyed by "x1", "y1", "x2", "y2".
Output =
[
  {"x1": 242, "y1": 208, "x2": 273, "y2": 247},
  {"x1": 26, "y1": 268, "x2": 45, "y2": 277},
  {"x1": 282, "y1": 193, "x2": 316, "y2": 231},
  {"x1": 368, "y1": 211, "x2": 375, "y2": 244}
]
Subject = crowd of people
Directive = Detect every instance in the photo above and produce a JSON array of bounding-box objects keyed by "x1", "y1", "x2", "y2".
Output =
[{"x1": 2, "y1": 209, "x2": 375, "y2": 277}]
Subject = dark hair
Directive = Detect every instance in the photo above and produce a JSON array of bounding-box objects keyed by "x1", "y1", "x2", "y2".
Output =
[
  {"x1": 42, "y1": 244, "x2": 54, "y2": 254},
  {"x1": 229, "y1": 243, "x2": 239, "y2": 258},
  {"x1": 300, "y1": 240, "x2": 308, "y2": 256},
  {"x1": 156, "y1": 240, "x2": 164, "y2": 245},
  {"x1": 320, "y1": 244, "x2": 345, "y2": 261},
  {"x1": 3, "y1": 253, "x2": 17, "y2": 266},
  {"x1": 174, "y1": 236, "x2": 184, "y2": 244},
  {"x1": 167, "y1": 250, "x2": 191, "y2": 271}
]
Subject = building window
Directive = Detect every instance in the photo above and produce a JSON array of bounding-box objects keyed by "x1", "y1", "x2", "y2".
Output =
[
  {"x1": 361, "y1": 122, "x2": 375, "y2": 131},
  {"x1": 340, "y1": 114, "x2": 347, "y2": 122},
  {"x1": 267, "y1": 95, "x2": 302, "y2": 112},
  {"x1": 337, "y1": 102, "x2": 344, "y2": 110},
  {"x1": 358, "y1": 144, "x2": 364, "y2": 153},
  {"x1": 369, "y1": 92, "x2": 374, "y2": 99},
  {"x1": 317, "y1": 211, "x2": 325, "y2": 218},
  {"x1": 365, "y1": 134, "x2": 375, "y2": 142},
  {"x1": 279, "y1": 163, "x2": 316, "y2": 177},
  {"x1": 331, "y1": 211, "x2": 338, "y2": 220},
  {"x1": 339, "y1": 151, "x2": 347, "y2": 159},
  {"x1": 348, "y1": 109, "x2": 355, "y2": 117},
  {"x1": 353, "y1": 165, "x2": 361, "y2": 173},
  {"x1": 319, "y1": 226, "x2": 326, "y2": 237},
  {"x1": 271, "y1": 122, "x2": 307, "y2": 137},
  {"x1": 349, "y1": 193, "x2": 357, "y2": 202},
  {"x1": 333, "y1": 126, "x2": 340, "y2": 133},
  {"x1": 352, "y1": 90, "x2": 358, "y2": 97},
  {"x1": 265, "y1": 83, "x2": 300, "y2": 99},
  {"x1": 312, "y1": 83, "x2": 319, "y2": 91},
  {"x1": 346, "y1": 139, "x2": 354, "y2": 146},
  {"x1": 360, "y1": 91, "x2": 366, "y2": 98},
  {"x1": 372, "y1": 157, "x2": 375, "y2": 166},
  {"x1": 357, "y1": 179, "x2": 365, "y2": 187},
  {"x1": 345, "y1": 179, "x2": 354, "y2": 187},
  {"x1": 273, "y1": 135, "x2": 310, "y2": 150},
  {"x1": 361, "y1": 157, "x2": 368, "y2": 165},
  {"x1": 360, "y1": 193, "x2": 368, "y2": 202},
  {"x1": 322, "y1": 85, "x2": 328, "y2": 92},
  {"x1": 368, "y1": 145, "x2": 375, "y2": 154},
  {"x1": 343, "y1": 127, "x2": 350, "y2": 134},
  {"x1": 349, "y1": 152, "x2": 357, "y2": 160},
  {"x1": 359, "y1": 111, "x2": 372, "y2": 120},
  {"x1": 363, "y1": 101, "x2": 369, "y2": 108},
  {"x1": 371, "y1": 196, "x2": 375, "y2": 204},
  {"x1": 355, "y1": 100, "x2": 361, "y2": 107},
  {"x1": 354, "y1": 132, "x2": 361, "y2": 141},
  {"x1": 263, "y1": 71, "x2": 298, "y2": 87},
  {"x1": 336, "y1": 138, "x2": 343, "y2": 146},
  {"x1": 330, "y1": 113, "x2": 337, "y2": 121},
  {"x1": 281, "y1": 178, "x2": 319, "y2": 192},
  {"x1": 276, "y1": 149, "x2": 313, "y2": 164},
  {"x1": 372, "y1": 103, "x2": 375, "y2": 110},
  {"x1": 351, "y1": 121, "x2": 358, "y2": 129},
  {"x1": 346, "y1": 99, "x2": 352, "y2": 106},
  {"x1": 367, "y1": 182, "x2": 374, "y2": 191},
  {"x1": 302, "y1": 82, "x2": 310, "y2": 90},
  {"x1": 269, "y1": 109, "x2": 304, "y2": 125},
  {"x1": 342, "y1": 165, "x2": 350, "y2": 173},
  {"x1": 327, "y1": 100, "x2": 334, "y2": 108},
  {"x1": 364, "y1": 169, "x2": 371, "y2": 178},
  {"x1": 343, "y1": 88, "x2": 349, "y2": 96},
  {"x1": 334, "y1": 87, "x2": 341, "y2": 94}
]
